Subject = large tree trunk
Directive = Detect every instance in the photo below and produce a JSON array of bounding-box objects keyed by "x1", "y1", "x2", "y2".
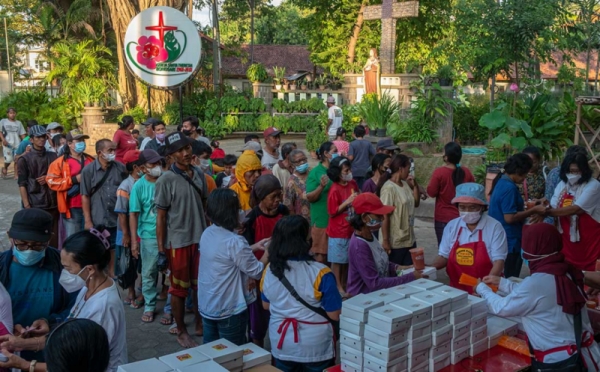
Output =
[
  {"x1": 105, "y1": 0, "x2": 185, "y2": 113},
  {"x1": 347, "y1": 1, "x2": 367, "y2": 65}
]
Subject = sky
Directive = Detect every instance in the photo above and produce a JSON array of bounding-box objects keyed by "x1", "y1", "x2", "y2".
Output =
[{"x1": 193, "y1": 0, "x2": 283, "y2": 27}]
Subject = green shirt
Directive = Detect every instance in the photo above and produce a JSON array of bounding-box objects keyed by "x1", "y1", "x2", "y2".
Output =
[
  {"x1": 306, "y1": 163, "x2": 332, "y2": 228},
  {"x1": 129, "y1": 176, "x2": 157, "y2": 239}
]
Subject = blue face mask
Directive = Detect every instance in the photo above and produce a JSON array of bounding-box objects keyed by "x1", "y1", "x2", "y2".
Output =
[
  {"x1": 74, "y1": 142, "x2": 86, "y2": 153},
  {"x1": 330, "y1": 153, "x2": 339, "y2": 159},
  {"x1": 13, "y1": 247, "x2": 46, "y2": 266},
  {"x1": 296, "y1": 163, "x2": 309, "y2": 174}
]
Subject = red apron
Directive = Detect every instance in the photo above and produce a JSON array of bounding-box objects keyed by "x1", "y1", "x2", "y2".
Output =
[
  {"x1": 558, "y1": 193, "x2": 600, "y2": 271},
  {"x1": 447, "y1": 227, "x2": 494, "y2": 294}
]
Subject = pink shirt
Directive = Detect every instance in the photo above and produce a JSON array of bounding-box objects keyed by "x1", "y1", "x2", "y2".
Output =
[{"x1": 113, "y1": 130, "x2": 138, "y2": 163}]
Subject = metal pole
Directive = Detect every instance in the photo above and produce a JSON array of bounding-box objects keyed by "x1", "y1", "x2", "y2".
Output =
[
  {"x1": 147, "y1": 85, "x2": 152, "y2": 117},
  {"x1": 212, "y1": 0, "x2": 219, "y2": 93},
  {"x1": 179, "y1": 85, "x2": 183, "y2": 124},
  {"x1": 4, "y1": 18, "x2": 11, "y2": 92},
  {"x1": 250, "y1": 0, "x2": 254, "y2": 64}
]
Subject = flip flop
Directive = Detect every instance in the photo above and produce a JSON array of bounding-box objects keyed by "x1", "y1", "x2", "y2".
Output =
[
  {"x1": 169, "y1": 324, "x2": 178, "y2": 335},
  {"x1": 141, "y1": 311, "x2": 155, "y2": 323},
  {"x1": 160, "y1": 314, "x2": 174, "y2": 325},
  {"x1": 130, "y1": 299, "x2": 145, "y2": 309},
  {"x1": 122, "y1": 297, "x2": 134, "y2": 305}
]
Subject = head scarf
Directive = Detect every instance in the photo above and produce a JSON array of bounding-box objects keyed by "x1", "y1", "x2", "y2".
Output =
[
  {"x1": 522, "y1": 224, "x2": 586, "y2": 315},
  {"x1": 234, "y1": 150, "x2": 262, "y2": 192},
  {"x1": 250, "y1": 174, "x2": 282, "y2": 208}
]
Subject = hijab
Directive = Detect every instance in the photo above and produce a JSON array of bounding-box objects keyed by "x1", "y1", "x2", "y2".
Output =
[
  {"x1": 234, "y1": 150, "x2": 262, "y2": 193},
  {"x1": 522, "y1": 223, "x2": 586, "y2": 315}
]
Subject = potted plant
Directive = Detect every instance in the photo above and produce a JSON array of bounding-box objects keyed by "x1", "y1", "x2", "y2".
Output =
[
  {"x1": 246, "y1": 63, "x2": 268, "y2": 83},
  {"x1": 289, "y1": 79, "x2": 298, "y2": 91},
  {"x1": 358, "y1": 93, "x2": 400, "y2": 137},
  {"x1": 273, "y1": 66, "x2": 286, "y2": 90},
  {"x1": 77, "y1": 82, "x2": 94, "y2": 107},
  {"x1": 315, "y1": 75, "x2": 328, "y2": 90},
  {"x1": 91, "y1": 79, "x2": 107, "y2": 107},
  {"x1": 300, "y1": 78, "x2": 308, "y2": 90},
  {"x1": 437, "y1": 65, "x2": 454, "y2": 86}
]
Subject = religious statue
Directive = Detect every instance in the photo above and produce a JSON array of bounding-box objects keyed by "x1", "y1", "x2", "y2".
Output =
[{"x1": 363, "y1": 48, "x2": 381, "y2": 96}]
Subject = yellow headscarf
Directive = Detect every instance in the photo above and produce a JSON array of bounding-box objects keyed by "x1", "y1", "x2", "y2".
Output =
[{"x1": 230, "y1": 150, "x2": 262, "y2": 210}]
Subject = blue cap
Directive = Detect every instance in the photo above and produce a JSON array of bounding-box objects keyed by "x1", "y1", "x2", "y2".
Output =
[
  {"x1": 29, "y1": 125, "x2": 47, "y2": 137},
  {"x1": 451, "y1": 183, "x2": 488, "y2": 206}
]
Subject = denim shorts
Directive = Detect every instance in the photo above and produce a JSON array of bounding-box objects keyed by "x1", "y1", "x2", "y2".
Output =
[{"x1": 327, "y1": 237, "x2": 350, "y2": 264}]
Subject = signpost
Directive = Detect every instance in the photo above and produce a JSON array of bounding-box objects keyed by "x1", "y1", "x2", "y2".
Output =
[{"x1": 124, "y1": 6, "x2": 202, "y2": 120}]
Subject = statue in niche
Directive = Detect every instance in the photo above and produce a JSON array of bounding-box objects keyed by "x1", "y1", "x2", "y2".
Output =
[{"x1": 363, "y1": 48, "x2": 381, "y2": 96}]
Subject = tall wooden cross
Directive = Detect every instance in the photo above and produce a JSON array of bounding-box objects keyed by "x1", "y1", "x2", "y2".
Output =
[{"x1": 363, "y1": 0, "x2": 419, "y2": 74}]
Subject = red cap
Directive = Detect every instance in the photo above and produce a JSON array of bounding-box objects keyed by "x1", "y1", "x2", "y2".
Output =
[
  {"x1": 263, "y1": 127, "x2": 281, "y2": 138},
  {"x1": 353, "y1": 193, "x2": 395, "y2": 215},
  {"x1": 123, "y1": 150, "x2": 141, "y2": 165}
]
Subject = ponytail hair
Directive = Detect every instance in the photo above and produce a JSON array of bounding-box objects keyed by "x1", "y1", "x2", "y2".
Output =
[
  {"x1": 118, "y1": 115, "x2": 134, "y2": 130},
  {"x1": 376, "y1": 154, "x2": 410, "y2": 196},
  {"x1": 444, "y1": 142, "x2": 465, "y2": 186},
  {"x1": 316, "y1": 141, "x2": 334, "y2": 163},
  {"x1": 489, "y1": 153, "x2": 533, "y2": 196}
]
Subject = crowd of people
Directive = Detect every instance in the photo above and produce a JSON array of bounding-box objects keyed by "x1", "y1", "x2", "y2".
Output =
[{"x1": 0, "y1": 101, "x2": 600, "y2": 371}]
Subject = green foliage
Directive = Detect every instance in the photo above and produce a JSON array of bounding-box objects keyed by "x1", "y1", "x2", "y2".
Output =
[
  {"x1": 246, "y1": 63, "x2": 269, "y2": 83},
  {"x1": 436, "y1": 65, "x2": 454, "y2": 80},
  {"x1": 273, "y1": 66, "x2": 286, "y2": 83},
  {"x1": 306, "y1": 111, "x2": 329, "y2": 151},
  {"x1": 453, "y1": 94, "x2": 490, "y2": 144},
  {"x1": 358, "y1": 93, "x2": 400, "y2": 130},
  {"x1": 0, "y1": 90, "x2": 78, "y2": 130},
  {"x1": 255, "y1": 1, "x2": 310, "y2": 45},
  {"x1": 270, "y1": 98, "x2": 326, "y2": 113},
  {"x1": 118, "y1": 106, "x2": 147, "y2": 125}
]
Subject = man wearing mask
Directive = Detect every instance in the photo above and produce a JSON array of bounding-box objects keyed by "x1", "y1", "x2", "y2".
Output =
[
  {"x1": 181, "y1": 116, "x2": 210, "y2": 145},
  {"x1": 45, "y1": 122, "x2": 64, "y2": 153},
  {"x1": 191, "y1": 141, "x2": 217, "y2": 194},
  {"x1": 17, "y1": 125, "x2": 59, "y2": 247},
  {"x1": 0, "y1": 209, "x2": 76, "y2": 360},
  {"x1": 145, "y1": 120, "x2": 167, "y2": 153},
  {"x1": 261, "y1": 127, "x2": 282, "y2": 171},
  {"x1": 80, "y1": 139, "x2": 127, "y2": 275},
  {"x1": 0, "y1": 107, "x2": 26, "y2": 178},
  {"x1": 46, "y1": 132, "x2": 94, "y2": 239}
]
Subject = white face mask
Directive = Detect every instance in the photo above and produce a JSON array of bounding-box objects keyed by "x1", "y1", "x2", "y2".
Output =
[
  {"x1": 460, "y1": 211, "x2": 482, "y2": 225},
  {"x1": 342, "y1": 172, "x2": 353, "y2": 182},
  {"x1": 567, "y1": 173, "x2": 581, "y2": 185},
  {"x1": 59, "y1": 267, "x2": 88, "y2": 293},
  {"x1": 101, "y1": 152, "x2": 116, "y2": 162},
  {"x1": 147, "y1": 166, "x2": 162, "y2": 178},
  {"x1": 200, "y1": 159, "x2": 210, "y2": 171}
]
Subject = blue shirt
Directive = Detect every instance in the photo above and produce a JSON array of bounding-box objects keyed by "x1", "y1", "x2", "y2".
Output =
[
  {"x1": 488, "y1": 175, "x2": 524, "y2": 253},
  {"x1": 15, "y1": 137, "x2": 30, "y2": 155},
  {"x1": 8, "y1": 262, "x2": 55, "y2": 326}
]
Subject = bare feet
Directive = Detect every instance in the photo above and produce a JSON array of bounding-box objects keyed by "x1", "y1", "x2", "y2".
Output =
[
  {"x1": 195, "y1": 317, "x2": 204, "y2": 336},
  {"x1": 177, "y1": 331, "x2": 198, "y2": 348}
]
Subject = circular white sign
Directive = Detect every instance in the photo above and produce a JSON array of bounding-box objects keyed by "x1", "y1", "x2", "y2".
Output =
[{"x1": 124, "y1": 6, "x2": 201, "y2": 89}]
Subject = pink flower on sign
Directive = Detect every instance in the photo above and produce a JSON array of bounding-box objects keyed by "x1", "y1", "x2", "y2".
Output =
[
  {"x1": 509, "y1": 83, "x2": 519, "y2": 92},
  {"x1": 136, "y1": 36, "x2": 168, "y2": 69}
]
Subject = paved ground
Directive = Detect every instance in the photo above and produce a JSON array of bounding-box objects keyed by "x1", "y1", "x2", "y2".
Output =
[{"x1": 0, "y1": 135, "x2": 505, "y2": 362}]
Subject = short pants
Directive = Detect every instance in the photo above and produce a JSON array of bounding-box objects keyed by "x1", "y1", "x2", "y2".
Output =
[
  {"x1": 167, "y1": 243, "x2": 199, "y2": 298},
  {"x1": 327, "y1": 237, "x2": 350, "y2": 264},
  {"x1": 311, "y1": 226, "x2": 328, "y2": 256},
  {"x1": 2, "y1": 146, "x2": 14, "y2": 163}
]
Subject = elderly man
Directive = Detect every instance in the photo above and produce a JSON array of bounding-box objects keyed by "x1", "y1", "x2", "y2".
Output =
[{"x1": 261, "y1": 127, "x2": 282, "y2": 171}]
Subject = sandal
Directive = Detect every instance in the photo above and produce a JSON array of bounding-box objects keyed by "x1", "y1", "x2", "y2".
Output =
[
  {"x1": 0, "y1": 168, "x2": 6, "y2": 179},
  {"x1": 141, "y1": 311, "x2": 155, "y2": 323},
  {"x1": 160, "y1": 314, "x2": 174, "y2": 325},
  {"x1": 130, "y1": 299, "x2": 145, "y2": 309},
  {"x1": 169, "y1": 324, "x2": 178, "y2": 335},
  {"x1": 122, "y1": 297, "x2": 134, "y2": 305}
]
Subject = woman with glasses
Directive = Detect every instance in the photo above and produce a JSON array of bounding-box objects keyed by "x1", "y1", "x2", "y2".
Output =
[{"x1": 431, "y1": 183, "x2": 509, "y2": 294}]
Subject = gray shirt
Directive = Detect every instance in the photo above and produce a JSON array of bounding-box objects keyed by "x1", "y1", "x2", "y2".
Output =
[
  {"x1": 348, "y1": 139, "x2": 375, "y2": 178},
  {"x1": 155, "y1": 165, "x2": 207, "y2": 249},
  {"x1": 80, "y1": 159, "x2": 127, "y2": 228},
  {"x1": 197, "y1": 136, "x2": 211, "y2": 146}
]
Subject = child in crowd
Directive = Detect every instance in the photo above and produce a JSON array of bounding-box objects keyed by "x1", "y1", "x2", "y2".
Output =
[
  {"x1": 210, "y1": 140, "x2": 226, "y2": 162},
  {"x1": 348, "y1": 125, "x2": 375, "y2": 189},
  {"x1": 216, "y1": 154, "x2": 237, "y2": 188},
  {"x1": 326, "y1": 156, "x2": 359, "y2": 298}
]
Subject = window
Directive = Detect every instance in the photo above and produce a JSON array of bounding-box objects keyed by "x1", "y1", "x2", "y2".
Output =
[{"x1": 34, "y1": 58, "x2": 47, "y2": 72}]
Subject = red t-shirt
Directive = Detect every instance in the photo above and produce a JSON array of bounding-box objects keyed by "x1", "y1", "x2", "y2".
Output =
[
  {"x1": 243, "y1": 204, "x2": 289, "y2": 260},
  {"x1": 113, "y1": 130, "x2": 138, "y2": 163},
  {"x1": 210, "y1": 148, "x2": 226, "y2": 160},
  {"x1": 426, "y1": 166, "x2": 475, "y2": 223},
  {"x1": 327, "y1": 180, "x2": 359, "y2": 238},
  {"x1": 67, "y1": 157, "x2": 93, "y2": 208}
]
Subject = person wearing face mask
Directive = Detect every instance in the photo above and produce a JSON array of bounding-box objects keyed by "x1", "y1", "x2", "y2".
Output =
[
  {"x1": 429, "y1": 183, "x2": 507, "y2": 294},
  {"x1": 306, "y1": 142, "x2": 337, "y2": 264},
  {"x1": 242, "y1": 175, "x2": 289, "y2": 347},
  {"x1": 283, "y1": 149, "x2": 312, "y2": 223},
  {"x1": 230, "y1": 147, "x2": 263, "y2": 211},
  {"x1": 44, "y1": 122, "x2": 63, "y2": 153},
  {"x1": 144, "y1": 120, "x2": 167, "y2": 152},
  {"x1": 181, "y1": 116, "x2": 211, "y2": 145},
  {"x1": 347, "y1": 193, "x2": 421, "y2": 295},
  {"x1": 488, "y1": 154, "x2": 547, "y2": 278},
  {"x1": 362, "y1": 153, "x2": 390, "y2": 194},
  {"x1": 326, "y1": 156, "x2": 360, "y2": 298},
  {"x1": 215, "y1": 154, "x2": 237, "y2": 188},
  {"x1": 272, "y1": 142, "x2": 297, "y2": 193},
  {"x1": 190, "y1": 141, "x2": 218, "y2": 195},
  {"x1": 0, "y1": 227, "x2": 128, "y2": 372},
  {"x1": 46, "y1": 131, "x2": 94, "y2": 241},
  {"x1": 476, "y1": 224, "x2": 600, "y2": 371},
  {"x1": 547, "y1": 153, "x2": 600, "y2": 271}
]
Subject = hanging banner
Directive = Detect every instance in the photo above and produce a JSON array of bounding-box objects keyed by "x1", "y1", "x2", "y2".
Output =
[{"x1": 124, "y1": 6, "x2": 201, "y2": 89}]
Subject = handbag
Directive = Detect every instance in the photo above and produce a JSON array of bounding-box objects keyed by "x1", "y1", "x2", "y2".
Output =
[
  {"x1": 528, "y1": 311, "x2": 587, "y2": 372},
  {"x1": 278, "y1": 275, "x2": 340, "y2": 339}
]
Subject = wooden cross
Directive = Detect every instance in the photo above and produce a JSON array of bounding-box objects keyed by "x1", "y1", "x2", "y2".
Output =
[{"x1": 363, "y1": 0, "x2": 419, "y2": 74}]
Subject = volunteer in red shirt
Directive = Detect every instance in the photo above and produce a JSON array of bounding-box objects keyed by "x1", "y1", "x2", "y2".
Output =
[
  {"x1": 427, "y1": 142, "x2": 474, "y2": 244},
  {"x1": 430, "y1": 183, "x2": 507, "y2": 294},
  {"x1": 326, "y1": 156, "x2": 359, "y2": 298},
  {"x1": 112, "y1": 115, "x2": 137, "y2": 164}
]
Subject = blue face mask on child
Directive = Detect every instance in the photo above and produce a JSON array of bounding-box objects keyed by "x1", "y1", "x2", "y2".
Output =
[
  {"x1": 13, "y1": 247, "x2": 46, "y2": 266},
  {"x1": 330, "y1": 153, "x2": 339, "y2": 159},
  {"x1": 74, "y1": 142, "x2": 86, "y2": 153}
]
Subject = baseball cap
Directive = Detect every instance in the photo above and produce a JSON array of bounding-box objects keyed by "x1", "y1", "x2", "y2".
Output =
[
  {"x1": 139, "y1": 149, "x2": 163, "y2": 164},
  {"x1": 239, "y1": 141, "x2": 262, "y2": 153},
  {"x1": 451, "y1": 183, "x2": 488, "y2": 206},
  {"x1": 326, "y1": 96, "x2": 336, "y2": 104},
  {"x1": 8, "y1": 208, "x2": 53, "y2": 242},
  {"x1": 263, "y1": 127, "x2": 281, "y2": 138},
  {"x1": 65, "y1": 130, "x2": 90, "y2": 141},
  {"x1": 376, "y1": 138, "x2": 400, "y2": 151},
  {"x1": 165, "y1": 132, "x2": 193, "y2": 155},
  {"x1": 353, "y1": 193, "x2": 395, "y2": 215},
  {"x1": 123, "y1": 150, "x2": 141, "y2": 164},
  {"x1": 46, "y1": 122, "x2": 63, "y2": 132},
  {"x1": 143, "y1": 118, "x2": 159, "y2": 126},
  {"x1": 29, "y1": 125, "x2": 47, "y2": 137}
]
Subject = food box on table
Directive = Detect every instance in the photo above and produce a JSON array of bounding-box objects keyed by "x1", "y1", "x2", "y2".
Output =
[
  {"x1": 117, "y1": 359, "x2": 173, "y2": 372},
  {"x1": 470, "y1": 324, "x2": 488, "y2": 344},
  {"x1": 487, "y1": 315, "x2": 518, "y2": 338},
  {"x1": 409, "y1": 361, "x2": 429, "y2": 372},
  {"x1": 368, "y1": 305, "x2": 412, "y2": 334},
  {"x1": 340, "y1": 344, "x2": 363, "y2": 366},
  {"x1": 430, "y1": 353, "x2": 451, "y2": 372},
  {"x1": 407, "y1": 334, "x2": 432, "y2": 354},
  {"x1": 192, "y1": 339, "x2": 243, "y2": 364},
  {"x1": 341, "y1": 359, "x2": 362, "y2": 372},
  {"x1": 407, "y1": 348, "x2": 429, "y2": 370},
  {"x1": 366, "y1": 288, "x2": 406, "y2": 305},
  {"x1": 342, "y1": 295, "x2": 384, "y2": 323},
  {"x1": 340, "y1": 315, "x2": 364, "y2": 336},
  {"x1": 408, "y1": 319, "x2": 431, "y2": 340},
  {"x1": 432, "y1": 285, "x2": 469, "y2": 311},
  {"x1": 430, "y1": 341, "x2": 451, "y2": 359},
  {"x1": 411, "y1": 291, "x2": 452, "y2": 318},
  {"x1": 452, "y1": 319, "x2": 471, "y2": 339},
  {"x1": 467, "y1": 294, "x2": 488, "y2": 315},
  {"x1": 406, "y1": 278, "x2": 443, "y2": 291},
  {"x1": 389, "y1": 298, "x2": 431, "y2": 326},
  {"x1": 470, "y1": 338, "x2": 489, "y2": 357},
  {"x1": 240, "y1": 343, "x2": 271, "y2": 370},
  {"x1": 364, "y1": 340, "x2": 409, "y2": 362},
  {"x1": 340, "y1": 330, "x2": 364, "y2": 352},
  {"x1": 390, "y1": 284, "x2": 421, "y2": 298},
  {"x1": 449, "y1": 303, "x2": 472, "y2": 325},
  {"x1": 399, "y1": 266, "x2": 437, "y2": 280},
  {"x1": 451, "y1": 346, "x2": 470, "y2": 365},
  {"x1": 364, "y1": 324, "x2": 408, "y2": 348},
  {"x1": 471, "y1": 311, "x2": 487, "y2": 331},
  {"x1": 432, "y1": 312, "x2": 450, "y2": 331},
  {"x1": 158, "y1": 349, "x2": 210, "y2": 370},
  {"x1": 451, "y1": 333, "x2": 470, "y2": 352},
  {"x1": 363, "y1": 353, "x2": 408, "y2": 372},
  {"x1": 177, "y1": 360, "x2": 228, "y2": 372},
  {"x1": 432, "y1": 323, "x2": 453, "y2": 346}
]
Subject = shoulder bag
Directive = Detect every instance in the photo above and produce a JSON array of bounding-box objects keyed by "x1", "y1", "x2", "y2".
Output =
[{"x1": 89, "y1": 162, "x2": 113, "y2": 197}]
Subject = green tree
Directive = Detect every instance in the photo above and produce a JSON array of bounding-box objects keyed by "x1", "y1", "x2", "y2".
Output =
[{"x1": 255, "y1": 1, "x2": 310, "y2": 45}]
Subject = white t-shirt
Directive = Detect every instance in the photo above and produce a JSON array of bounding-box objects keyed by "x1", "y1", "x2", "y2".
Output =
[
  {"x1": 551, "y1": 179, "x2": 600, "y2": 223},
  {"x1": 327, "y1": 105, "x2": 343, "y2": 136},
  {"x1": 0, "y1": 118, "x2": 25, "y2": 147},
  {"x1": 139, "y1": 136, "x2": 152, "y2": 150},
  {"x1": 0, "y1": 282, "x2": 12, "y2": 335},
  {"x1": 70, "y1": 281, "x2": 127, "y2": 372},
  {"x1": 261, "y1": 149, "x2": 281, "y2": 170}
]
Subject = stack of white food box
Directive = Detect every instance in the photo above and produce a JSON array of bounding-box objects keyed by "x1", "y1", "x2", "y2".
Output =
[
  {"x1": 117, "y1": 339, "x2": 271, "y2": 372},
  {"x1": 339, "y1": 279, "x2": 495, "y2": 372}
]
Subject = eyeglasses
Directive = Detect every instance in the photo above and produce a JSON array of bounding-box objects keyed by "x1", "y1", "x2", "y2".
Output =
[{"x1": 14, "y1": 240, "x2": 49, "y2": 251}]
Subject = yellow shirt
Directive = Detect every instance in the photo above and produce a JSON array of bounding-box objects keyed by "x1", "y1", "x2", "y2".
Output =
[
  {"x1": 230, "y1": 182, "x2": 252, "y2": 211},
  {"x1": 379, "y1": 180, "x2": 415, "y2": 249}
]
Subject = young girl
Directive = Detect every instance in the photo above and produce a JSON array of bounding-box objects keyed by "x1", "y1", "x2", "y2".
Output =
[
  {"x1": 210, "y1": 140, "x2": 226, "y2": 163},
  {"x1": 326, "y1": 156, "x2": 359, "y2": 298},
  {"x1": 243, "y1": 174, "x2": 289, "y2": 347}
]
